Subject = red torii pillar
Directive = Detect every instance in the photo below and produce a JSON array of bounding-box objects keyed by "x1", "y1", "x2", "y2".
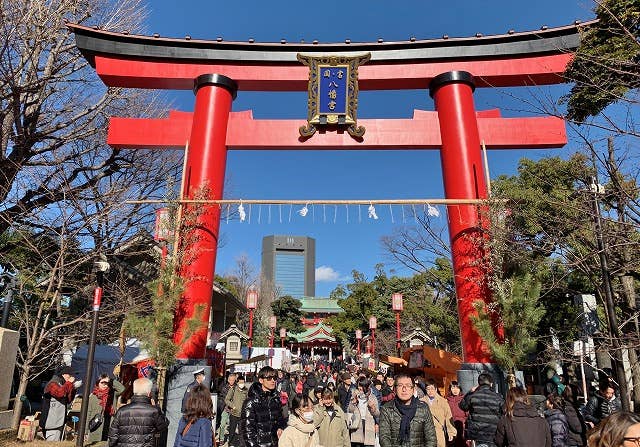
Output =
[
  {"x1": 430, "y1": 71, "x2": 493, "y2": 365},
  {"x1": 174, "y1": 74, "x2": 237, "y2": 360}
]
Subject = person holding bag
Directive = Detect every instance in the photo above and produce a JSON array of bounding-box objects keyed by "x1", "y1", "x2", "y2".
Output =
[
  {"x1": 85, "y1": 373, "x2": 125, "y2": 444},
  {"x1": 174, "y1": 384, "x2": 214, "y2": 447}
]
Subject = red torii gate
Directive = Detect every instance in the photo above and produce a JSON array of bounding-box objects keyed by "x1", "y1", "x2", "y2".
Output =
[{"x1": 69, "y1": 21, "x2": 590, "y2": 365}]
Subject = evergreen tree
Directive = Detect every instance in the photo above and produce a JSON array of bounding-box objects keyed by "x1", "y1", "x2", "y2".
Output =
[
  {"x1": 564, "y1": 0, "x2": 640, "y2": 122},
  {"x1": 471, "y1": 273, "x2": 546, "y2": 379},
  {"x1": 271, "y1": 295, "x2": 304, "y2": 335}
]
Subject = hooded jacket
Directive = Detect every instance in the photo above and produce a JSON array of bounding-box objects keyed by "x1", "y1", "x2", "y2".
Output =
[
  {"x1": 494, "y1": 401, "x2": 551, "y2": 447},
  {"x1": 240, "y1": 382, "x2": 287, "y2": 447},
  {"x1": 278, "y1": 414, "x2": 320, "y2": 447}
]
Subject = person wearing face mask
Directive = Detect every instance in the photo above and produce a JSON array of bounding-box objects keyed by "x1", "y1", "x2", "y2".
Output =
[
  {"x1": 278, "y1": 393, "x2": 320, "y2": 447},
  {"x1": 225, "y1": 375, "x2": 249, "y2": 447},
  {"x1": 314, "y1": 388, "x2": 351, "y2": 447}
]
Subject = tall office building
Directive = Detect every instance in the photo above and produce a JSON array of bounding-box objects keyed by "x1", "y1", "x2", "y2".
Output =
[{"x1": 261, "y1": 235, "x2": 315, "y2": 298}]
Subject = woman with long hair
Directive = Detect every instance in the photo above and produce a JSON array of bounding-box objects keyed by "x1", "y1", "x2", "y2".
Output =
[
  {"x1": 495, "y1": 387, "x2": 551, "y2": 447},
  {"x1": 278, "y1": 393, "x2": 320, "y2": 447},
  {"x1": 174, "y1": 384, "x2": 214, "y2": 447},
  {"x1": 348, "y1": 377, "x2": 380, "y2": 447},
  {"x1": 586, "y1": 411, "x2": 640, "y2": 447}
]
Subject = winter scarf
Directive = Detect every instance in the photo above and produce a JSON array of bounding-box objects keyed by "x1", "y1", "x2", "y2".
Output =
[
  {"x1": 395, "y1": 396, "x2": 418, "y2": 444},
  {"x1": 92, "y1": 385, "x2": 114, "y2": 415}
]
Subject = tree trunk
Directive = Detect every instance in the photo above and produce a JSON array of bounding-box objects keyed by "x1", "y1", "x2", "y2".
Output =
[
  {"x1": 11, "y1": 366, "x2": 30, "y2": 430},
  {"x1": 606, "y1": 138, "x2": 640, "y2": 411},
  {"x1": 627, "y1": 347, "x2": 640, "y2": 411}
]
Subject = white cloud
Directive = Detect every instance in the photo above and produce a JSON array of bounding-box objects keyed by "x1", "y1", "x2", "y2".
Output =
[{"x1": 315, "y1": 265, "x2": 342, "y2": 282}]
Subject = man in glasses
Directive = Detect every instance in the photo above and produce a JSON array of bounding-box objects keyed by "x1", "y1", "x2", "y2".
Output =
[
  {"x1": 379, "y1": 374, "x2": 437, "y2": 447},
  {"x1": 240, "y1": 366, "x2": 287, "y2": 447}
]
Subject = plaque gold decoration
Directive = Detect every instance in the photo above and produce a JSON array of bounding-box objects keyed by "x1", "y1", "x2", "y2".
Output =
[{"x1": 297, "y1": 53, "x2": 370, "y2": 138}]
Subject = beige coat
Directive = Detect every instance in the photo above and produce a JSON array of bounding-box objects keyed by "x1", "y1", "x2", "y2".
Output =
[
  {"x1": 314, "y1": 404, "x2": 351, "y2": 447},
  {"x1": 347, "y1": 393, "x2": 379, "y2": 446},
  {"x1": 278, "y1": 414, "x2": 321, "y2": 447},
  {"x1": 422, "y1": 394, "x2": 456, "y2": 447}
]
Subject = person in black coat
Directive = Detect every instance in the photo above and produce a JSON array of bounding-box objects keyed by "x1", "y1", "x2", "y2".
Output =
[
  {"x1": 459, "y1": 373, "x2": 505, "y2": 447},
  {"x1": 561, "y1": 387, "x2": 586, "y2": 447},
  {"x1": 108, "y1": 378, "x2": 169, "y2": 447},
  {"x1": 494, "y1": 387, "x2": 551, "y2": 447},
  {"x1": 581, "y1": 382, "x2": 621, "y2": 428},
  {"x1": 239, "y1": 366, "x2": 287, "y2": 447},
  {"x1": 337, "y1": 372, "x2": 354, "y2": 412}
]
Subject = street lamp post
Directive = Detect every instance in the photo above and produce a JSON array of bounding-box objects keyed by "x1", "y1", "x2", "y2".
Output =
[
  {"x1": 392, "y1": 293, "x2": 403, "y2": 357},
  {"x1": 355, "y1": 330, "x2": 362, "y2": 355},
  {"x1": 369, "y1": 316, "x2": 377, "y2": 356},
  {"x1": 76, "y1": 256, "x2": 110, "y2": 447},
  {"x1": 246, "y1": 289, "x2": 258, "y2": 350},
  {"x1": 280, "y1": 327, "x2": 287, "y2": 348}
]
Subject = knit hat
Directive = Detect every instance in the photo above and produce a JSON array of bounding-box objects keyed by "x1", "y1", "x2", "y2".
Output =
[{"x1": 59, "y1": 366, "x2": 75, "y2": 376}]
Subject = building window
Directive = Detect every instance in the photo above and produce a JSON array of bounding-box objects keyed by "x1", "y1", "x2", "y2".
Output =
[
  {"x1": 229, "y1": 341, "x2": 239, "y2": 352},
  {"x1": 275, "y1": 252, "x2": 305, "y2": 298}
]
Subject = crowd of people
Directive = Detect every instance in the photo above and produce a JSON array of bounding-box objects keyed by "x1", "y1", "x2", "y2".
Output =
[
  {"x1": 37, "y1": 361, "x2": 637, "y2": 447},
  {"x1": 211, "y1": 365, "x2": 633, "y2": 447}
]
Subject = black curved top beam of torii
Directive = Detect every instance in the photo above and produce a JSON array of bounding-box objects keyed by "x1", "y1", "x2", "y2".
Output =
[{"x1": 67, "y1": 19, "x2": 596, "y2": 91}]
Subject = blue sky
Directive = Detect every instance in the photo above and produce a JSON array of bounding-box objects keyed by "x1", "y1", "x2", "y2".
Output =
[{"x1": 146, "y1": 1, "x2": 596, "y2": 296}]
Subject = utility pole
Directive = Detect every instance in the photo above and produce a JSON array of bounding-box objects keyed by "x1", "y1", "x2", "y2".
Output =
[{"x1": 589, "y1": 176, "x2": 630, "y2": 411}]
